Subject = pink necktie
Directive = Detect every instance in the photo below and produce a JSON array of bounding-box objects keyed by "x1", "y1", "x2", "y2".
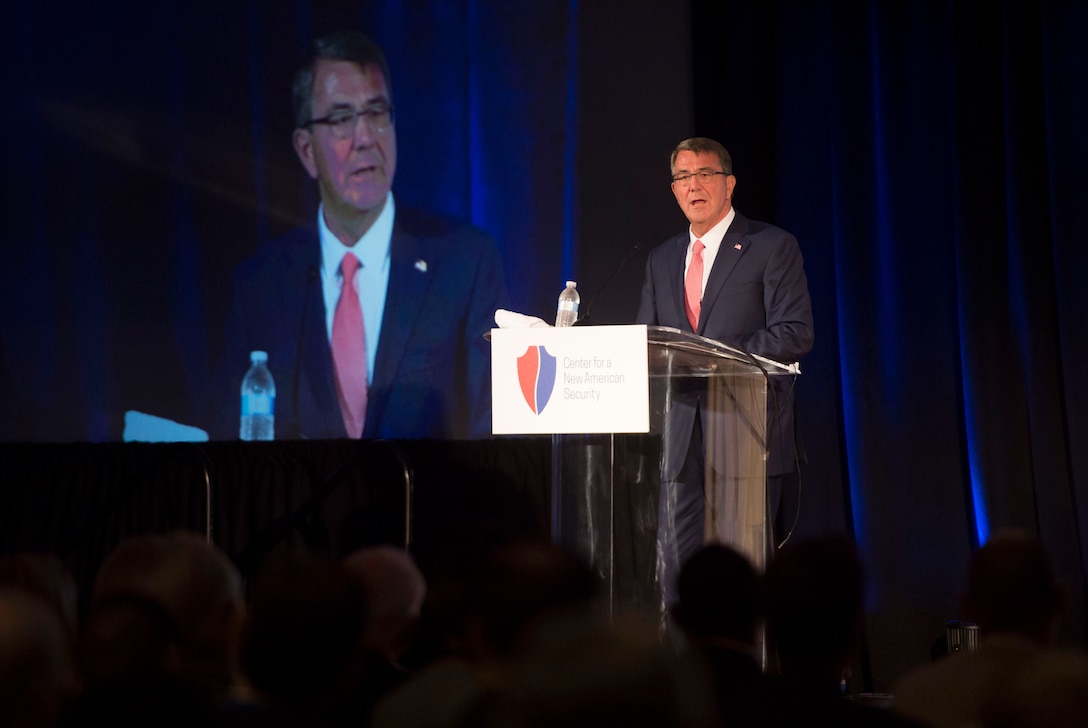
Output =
[
  {"x1": 332, "y1": 253, "x2": 368, "y2": 438},
  {"x1": 685, "y1": 239, "x2": 705, "y2": 331}
]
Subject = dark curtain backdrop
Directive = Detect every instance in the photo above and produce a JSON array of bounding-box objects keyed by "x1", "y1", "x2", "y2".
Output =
[
  {"x1": 1, "y1": 0, "x2": 1085, "y2": 690},
  {"x1": 687, "y1": 0, "x2": 1087, "y2": 687}
]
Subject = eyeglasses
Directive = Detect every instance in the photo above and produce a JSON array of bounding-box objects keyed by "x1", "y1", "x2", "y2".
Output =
[
  {"x1": 302, "y1": 103, "x2": 395, "y2": 138},
  {"x1": 671, "y1": 170, "x2": 728, "y2": 185}
]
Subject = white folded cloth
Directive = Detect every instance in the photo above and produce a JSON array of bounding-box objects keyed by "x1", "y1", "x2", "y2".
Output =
[
  {"x1": 494, "y1": 308, "x2": 551, "y2": 329},
  {"x1": 123, "y1": 411, "x2": 209, "y2": 442}
]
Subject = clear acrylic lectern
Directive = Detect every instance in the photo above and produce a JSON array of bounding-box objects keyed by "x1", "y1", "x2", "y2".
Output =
[{"x1": 551, "y1": 325, "x2": 797, "y2": 624}]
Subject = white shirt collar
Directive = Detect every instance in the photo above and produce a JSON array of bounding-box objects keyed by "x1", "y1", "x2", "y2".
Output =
[
  {"x1": 319, "y1": 192, "x2": 395, "y2": 279},
  {"x1": 689, "y1": 206, "x2": 736, "y2": 252}
]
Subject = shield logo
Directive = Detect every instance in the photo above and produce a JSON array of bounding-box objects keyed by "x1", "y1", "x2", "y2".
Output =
[{"x1": 516, "y1": 345, "x2": 557, "y2": 415}]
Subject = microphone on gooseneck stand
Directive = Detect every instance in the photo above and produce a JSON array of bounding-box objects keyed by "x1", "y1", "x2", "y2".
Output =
[
  {"x1": 291, "y1": 265, "x2": 320, "y2": 439},
  {"x1": 576, "y1": 240, "x2": 642, "y2": 325}
]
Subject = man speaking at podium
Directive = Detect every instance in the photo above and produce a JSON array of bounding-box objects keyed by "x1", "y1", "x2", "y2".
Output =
[{"x1": 636, "y1": 137, "x2": 814, "y2": 604}]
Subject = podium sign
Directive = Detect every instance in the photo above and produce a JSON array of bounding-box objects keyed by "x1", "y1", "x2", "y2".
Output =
[{"x1": 490, "y1": 325, "x2": 649, "y2": 435}]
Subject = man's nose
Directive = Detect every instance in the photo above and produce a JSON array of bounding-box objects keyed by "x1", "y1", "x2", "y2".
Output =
[{"x1": 352, "y1": 115, "x2": 376, "y2": 146}]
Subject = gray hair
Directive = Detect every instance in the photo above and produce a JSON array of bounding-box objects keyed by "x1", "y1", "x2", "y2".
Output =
[
  {"x1": 292, "y1": 31, "x2": 393, "y2": 128},
  {"x1": 670, "y1": 137, "x2": 733, "y2": 176}
]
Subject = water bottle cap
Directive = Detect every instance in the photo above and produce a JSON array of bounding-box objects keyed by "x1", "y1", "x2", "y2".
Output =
[
  {"x1": 250, "y1": 350, "x2": 268, "y2": 363},
  {"x1": 566, "y1": 280, "x2": 577, "y2": 287}
]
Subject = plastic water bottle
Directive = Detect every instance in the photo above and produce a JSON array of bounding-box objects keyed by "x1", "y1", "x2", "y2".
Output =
[
  {"x1": 555, "y1": 280, "x2": 580, "y2": 327},
  {"x1": 240, "y1": 350, "x2": 275, "y2": 441}
]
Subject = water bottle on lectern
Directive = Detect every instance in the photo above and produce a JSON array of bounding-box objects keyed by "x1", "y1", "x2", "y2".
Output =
[
  {"x1": 240, "y1": 350, "x2": 275, "y2": 441},
  {"x1": 555, "y1": 280, "x2": 579, "y2": 327}
]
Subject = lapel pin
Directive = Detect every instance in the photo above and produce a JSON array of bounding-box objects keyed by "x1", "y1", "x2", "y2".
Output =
[
  {"x1": 734, "y1": 243, "x2": 743, "y2": 251},
  {"x1": 415, "y1": 259, "x2": 428, "y2": 273}
]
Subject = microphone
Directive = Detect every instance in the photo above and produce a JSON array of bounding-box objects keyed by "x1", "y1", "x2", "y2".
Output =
[
  {"x1": 291, "y1": 265, "x2": 320, "y2": 438},
  {"x1": 576, "y1": 240, "x2": 642, "y2": 325}
]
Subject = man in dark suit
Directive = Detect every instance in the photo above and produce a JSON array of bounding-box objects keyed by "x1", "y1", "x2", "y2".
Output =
[
  {"x1": 636, "y1": 137, "x2": 813, "y2": 604},
  {"x1": 213, "y1": 31, "x2": 507, "y2": 441}
]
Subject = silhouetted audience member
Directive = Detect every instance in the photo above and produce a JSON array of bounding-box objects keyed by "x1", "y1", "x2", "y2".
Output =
[
  {"x1": 370, "y1": 538, "x2": 600, "y2": 728},
  {"x1": 760, "y1": 534, "x2": 921, "y2": 727},
  {"x1": 0, "y1": 553, "x2": 81, "y2": 725},
  {"x1": 66, "y1": 648, "x2": 223, "y2": 728},
  {"x1": 75, "y1": 592, "x2": 184, "y2": 687},
  {"x1": 464, "y1": 537, "x2": 600, "y2": 660},
  {"x1": 344, "y1": 545, "x2": 426, "y2": 668},
  {"x1": 61, "y1": 531, "x2": 243, "y2": 726},
  {"x1": 335, "y1": 545, "x2": 427, "y2": 725},
  {"x1": 87, "y1": 531, "x2": 245, "y2": 702},
  {"x1": 671, "y1": 542, "x2": 763, "y2": 726},
  {"x1": 0, "y1": 553, "x2": 80, "y2": 648},
  {"x1": 0, "y1": 587, "x2": 79, "y2": 728},
  {"x1": 402, "y1": 469, "x2": 550, "y2": 672},
  {"x1": 474, "y1": 610, "x2": 719, "y2": 728},
  {"x1": 236, "y1": 550, "x2": 368, "y2": 726},
  {"x1": 980, "y1": 647, "x2": 1088, "y2": 728},
  {"x1": 893, "y1": 528, "x2": 1066, "y2": 728},
  {"x1": 67, "y1": 591, "x2": 225, "y2": 725}
]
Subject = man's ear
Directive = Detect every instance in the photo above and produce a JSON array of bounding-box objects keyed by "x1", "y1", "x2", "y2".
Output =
[{"x1": 293, "y1": 128, "x2": 319, "y2": 180}]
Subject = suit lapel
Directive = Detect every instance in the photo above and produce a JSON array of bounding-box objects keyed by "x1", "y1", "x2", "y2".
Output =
[
  {"x1": 365, "y1": 224, "x2": 430, "y2": 436},
  {"x1": 295, "y1": 234, "x2": 344, "y2": 437},
  {"x1": 697, "y1": 212, "x2": 750, "y2": 333},
  {"x1": 666, "y1": 235, "x2": 690, "y2": 330}
]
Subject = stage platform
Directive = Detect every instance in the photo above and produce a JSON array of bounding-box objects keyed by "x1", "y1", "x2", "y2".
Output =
[{"x1": 0, "y1": 437, "x2": 552, "y2": 600}]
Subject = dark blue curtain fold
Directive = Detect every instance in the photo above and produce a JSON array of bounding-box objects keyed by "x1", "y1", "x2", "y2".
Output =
[{"x1": 692, "y1": 0, "x2": 1086, "y2": 687}]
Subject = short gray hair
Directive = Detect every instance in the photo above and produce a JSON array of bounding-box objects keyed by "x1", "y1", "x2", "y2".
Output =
[
  {"x1": 670, "y1": 137, "x2": 732, "y2": 176},
  {"x1": 292, "y1": 31, "x2": 393, "y2": 128}
]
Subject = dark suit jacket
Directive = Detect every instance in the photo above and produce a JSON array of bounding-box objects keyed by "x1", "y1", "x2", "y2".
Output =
[
  {"x1": 635, "y1": 210, "x2": 813, "y2": 475},
  {"x1": 212, "y1": 206, "x2": 508, "y2": 440}
]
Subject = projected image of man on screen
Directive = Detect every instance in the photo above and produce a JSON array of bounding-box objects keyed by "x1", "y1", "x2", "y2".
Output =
[{"x1": 211, "y1": 31, "x2": 508, "y2": 441}]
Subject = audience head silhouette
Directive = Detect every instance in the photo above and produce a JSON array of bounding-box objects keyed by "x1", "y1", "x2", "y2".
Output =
[
  {"x1": 763, "y1": 534, "x2": 864, "y2": 681},
  {"x1": 465, "y1": 538, "x2": 599, "y2": 661},
  {"x1": 961, "y1": 527, "x2": 1064, "y2": 642},
  {"x1": 88, "y1": 530, "x2": 244, "y2": 701},
  {"x1": 893, "y1": 528, "x2": 1071, "y2": 728},
  {"x1": 343, "y1": 544, "x2": 426, "y2": 663},
  {"x1": 673, "y1": 541, "x2": 759, "y2": 647},
  {"x1": 0, "y1": 553, "x2": 79, "y2": 646},
  {"x1": 981, "y1": 648, "x2": 1088, "y2": 728},
  {"x1": 240, "y1": 549, "x2": 367, "y2": 718},
  {"x1": 0, "y1": 587, "x2": 78, "y2": 728},
  {"x1": 670, "y1": 543, "x2": 763, "y2": 727},
  {"x1": 490, "y1": 613, "x2": 717, "y2": 728}
]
